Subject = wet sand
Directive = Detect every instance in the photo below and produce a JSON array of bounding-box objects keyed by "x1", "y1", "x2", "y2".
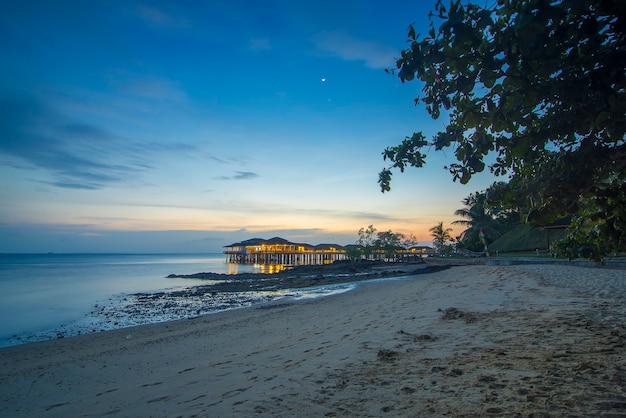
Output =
[{"x1": 1, "y1": 264, "x2": 625, "y2": 417}]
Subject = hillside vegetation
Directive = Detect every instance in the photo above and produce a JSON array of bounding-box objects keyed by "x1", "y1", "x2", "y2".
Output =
[{"x1": 489, "y1": 224, "x2": 567, "y2": 253}]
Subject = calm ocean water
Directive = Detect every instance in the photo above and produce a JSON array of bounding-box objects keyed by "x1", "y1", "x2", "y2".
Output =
[
  {"x1": 0, "y1": 253, "x2": 286, "y2": 346},
  {"x1": 0, "y1": 253, "x2": 357, "y2": 347}
]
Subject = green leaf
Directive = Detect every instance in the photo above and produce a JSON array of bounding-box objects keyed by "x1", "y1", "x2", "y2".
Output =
[
  {"x1": 408, "y1": 25, "x2": 416, "y2": 40},
  {"x1": 378, "y1": 169, "x2": 393, "y2": 193},
  {"x1": 464, "y1": 111, "x2": 477, "y2": 128},
  {"x1": 595, "y1": 111, "x2": 610, "y2": 126},
  {"x1": 482, "y1": 74, "x2": 496, "y2": 88},
  {"x1": 468, "y1": 158, "x2": 485, "y2": 172}
]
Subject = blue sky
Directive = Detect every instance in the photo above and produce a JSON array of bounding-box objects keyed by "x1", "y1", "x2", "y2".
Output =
[{"x1": 0, "y1": 0, "x2": 497, "y2": 253}]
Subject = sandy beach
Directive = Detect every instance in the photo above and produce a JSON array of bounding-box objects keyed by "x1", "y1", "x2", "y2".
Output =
[{"x1": 1, "y1": 264, "x2": 625, "y2": 417}]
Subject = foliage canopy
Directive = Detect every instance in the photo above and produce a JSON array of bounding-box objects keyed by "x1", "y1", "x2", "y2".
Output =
[
  {"x1": 381, "y1": 0, "x2": 626, "y2": 256},
  {"x1": 453, "y1": 192, "x2": 510, "y2": 251},
  {"x1": 375, "y1": 230, "x2": 406, "y2": 260}
]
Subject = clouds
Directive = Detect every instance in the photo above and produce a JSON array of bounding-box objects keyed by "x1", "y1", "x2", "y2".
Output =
[
  {"x1": 214, "y1": 171, "x2": 260, "y2": 181},
  {"x1": 248, "y1": 38, "x2": 272, "y2": 51},
  {"x1": 115, "y1": 77, "x2": 188, "y2": 103},
  {"x1": 313, "y1": 31, "x2": 397, "y2": 69},
  {"x1": 134, "y1": 3, "x2": 191, "y2": 28},
  {"x1": 0, "y1": 96, "x2": 122, "y2": 189},
  {"x1": 233, "y1": 171, "x2": 259, "y2": 180},
  {"x1": 0, "y1": 93, "x2": 176, "y2": 190},
  {"x1": 0, "y1": 0, "x2": 489, "y2": 253},
  {"x1": 0, "y1": 223, "x2": 363, "y2": 253}
]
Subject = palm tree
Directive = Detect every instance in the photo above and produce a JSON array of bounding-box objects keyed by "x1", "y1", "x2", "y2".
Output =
[
  {"x1": 453, "y1": 192, "x2": 506, "y2": 252},
  {"x1": 430, "y1": 222, "x2": 452, "y2": 256}
]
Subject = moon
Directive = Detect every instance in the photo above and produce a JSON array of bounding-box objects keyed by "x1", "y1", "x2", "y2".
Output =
[{"x1": 321, "y1": 78, "x2": 326, "y2": 82}]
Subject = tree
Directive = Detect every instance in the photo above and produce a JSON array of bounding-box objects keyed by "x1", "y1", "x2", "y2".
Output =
[
  {"x1": 453, "y1": 192, "x2": 508, "y2": 251},
  {"x1": 344, "y1": 245, "x2": 363, "y2": 263},
  {"x1": 401, "y1": 233, "x2": 419, "y2": 250},
  {"x1": 485, "y1": 180, "x2": 529, "y2": 225},
  {"x1": 357, "y1": 224, "x2": 377, "y2": 260},
  {"x1": 345, "y1": 245, "x2": 362, "y2": 272},
  {"x1": 375, "y1": 230, "x2": 405, "y2": 261},
  {"x1": 379, "y1": 0, "x2": 626, "y2": 257},
  {"x1": 430, "y1": 221, "x2": 453, "y2": 256}
]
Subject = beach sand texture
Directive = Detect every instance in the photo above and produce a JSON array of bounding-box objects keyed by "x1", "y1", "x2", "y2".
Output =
[{"x1": 1, "y1": 264, "x2": 625, "y2": 417}]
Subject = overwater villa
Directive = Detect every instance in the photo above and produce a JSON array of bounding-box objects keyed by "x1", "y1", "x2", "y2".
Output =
[
  {"x1": 402, "y1": 245, "x2": 433, "y2": 261},
  {"x1": 224, "y1": 237, "x2": 346, "y2": 265},
  {"x1": 224, "y1": 237, "x2": 434, "y2": 266}
]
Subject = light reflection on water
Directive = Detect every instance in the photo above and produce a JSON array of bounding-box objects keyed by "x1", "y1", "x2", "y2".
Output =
[
  {"x1": 226, "y1": 263, "x2": 289, "y2": 274},
  {"x1": 254, "y1": 263, "x2": 289, "y2": 274}
]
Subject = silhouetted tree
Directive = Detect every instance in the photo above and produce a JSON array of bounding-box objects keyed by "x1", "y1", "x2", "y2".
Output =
[
  {"x1": 430, "y1": 222, "x2": 452, "y2": 256},
  {"x1": 379, "y1": 0, "x2": 626, "y2": 258},
  {"x1": 375, "y1": 230, "x2": 405, "y2": 261},
  {"x1": 453, "y1": 192, "x2": 506, "y2": 251},
  {"x1": 357, "y1": 225, "x2": 377, "y2": 260}
]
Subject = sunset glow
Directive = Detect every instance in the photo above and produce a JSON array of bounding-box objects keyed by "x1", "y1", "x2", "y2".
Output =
[{"x1": 0, "y1": 1, "x2": 496, "y2": 253}]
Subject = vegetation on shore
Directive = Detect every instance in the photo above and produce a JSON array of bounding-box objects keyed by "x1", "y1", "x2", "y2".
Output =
[{"x1": 378, "y1": 0, "x2": 625, "y2": 260}]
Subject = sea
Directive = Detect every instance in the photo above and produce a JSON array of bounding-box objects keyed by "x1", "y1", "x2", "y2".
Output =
[{"x1": 0, "y1": 253, "x2": 355, "y2": 347}]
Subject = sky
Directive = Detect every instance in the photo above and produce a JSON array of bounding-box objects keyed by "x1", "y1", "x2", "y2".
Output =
[{"x1": 0, "y1": 0, "x2": 498, "y2": 253}]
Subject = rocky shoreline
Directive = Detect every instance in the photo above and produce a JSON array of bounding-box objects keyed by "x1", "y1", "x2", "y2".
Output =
[
  {"x1": 79, "y1": 261, "x2": 452, "y2": 340},
  {"x1": 6, "y1": 261, "x2": 450, "y2": 346},
  {"x1": 165, "y1": 260, "x2": 451, "y2": 294}
]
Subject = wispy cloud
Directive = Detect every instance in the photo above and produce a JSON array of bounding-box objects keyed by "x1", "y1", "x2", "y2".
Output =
[
  {"x1": 209, "y1": 155, "x2": 241, "y2": 165},
  {"x1": 215, "y1": 171, "x2": 259, "y2": 181},
  {"x1": 116, "y1": 76, "x2": 188, "y2": 102},
  {"x1": 0, "y1": 94, "x2": 166, "y2": 190},
  {"x1": 313, "y1": 31, "x2": 396, "y2": 69},
  {"x1": 234, "y1": 171, "x2": 258, "y2": 180},
  {"x1": 0, "y1": 223, "x2": 359, "y2": 253},
  {"x1": 198, "y1": 198, "x2": 400, "y2": 223},
  {"x1": 135, "y1": 4, "x2": 190, "y2": 28},
  {"x1": 49, "y1": 76, "x2": 189, "y2": 127},
  {"x1": 248, "y1": 38, "x2": 271, "y2": 51},
  {"x1": 294, "y1": 208, "x2": 396, "y2": 221}
]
